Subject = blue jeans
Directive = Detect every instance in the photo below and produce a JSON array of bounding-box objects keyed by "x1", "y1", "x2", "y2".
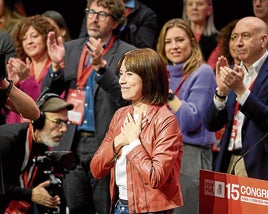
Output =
[
  {"x1": 114, "y1": 200, "x2": 129, "y2": 214},
  {"x1": 114, "y1": 200, "x2": 174, "y2": 214}
]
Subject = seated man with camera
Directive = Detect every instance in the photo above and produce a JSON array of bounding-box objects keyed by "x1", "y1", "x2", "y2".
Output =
[{"x1": 0, "y1": 90, "x2": 74, "y2": 214}]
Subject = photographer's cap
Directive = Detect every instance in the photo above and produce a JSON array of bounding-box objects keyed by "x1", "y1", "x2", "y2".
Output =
[{"x1": 43, "y1": 97, "x2": 74, "y2": 112}]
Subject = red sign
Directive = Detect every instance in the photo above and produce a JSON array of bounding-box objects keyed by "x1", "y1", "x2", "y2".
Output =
[{"x1": 200, "y1": 170, "x2": 268, "y2": 214}]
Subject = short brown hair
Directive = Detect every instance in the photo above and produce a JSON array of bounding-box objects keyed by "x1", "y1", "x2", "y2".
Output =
[{"x1": 118, "y1": 48, "x2": 169, "y2": 105}]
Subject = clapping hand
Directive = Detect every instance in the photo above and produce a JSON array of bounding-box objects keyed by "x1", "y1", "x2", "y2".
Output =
[
  {"x1": 216, "y1": 56, "x2": 231, "y2": 95},
  {"x1": 6, "y1": 57, "x2": 30, "y2": 84}
]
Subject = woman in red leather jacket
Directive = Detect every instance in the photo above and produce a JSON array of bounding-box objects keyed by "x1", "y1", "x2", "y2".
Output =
[{"x1": 90, "y1": 48, "x2": 183, "y2": 214}]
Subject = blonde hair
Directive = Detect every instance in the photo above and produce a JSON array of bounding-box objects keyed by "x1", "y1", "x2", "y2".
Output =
[{"x1": 156, "y1": 18, "x2": 204, "y2": 76}]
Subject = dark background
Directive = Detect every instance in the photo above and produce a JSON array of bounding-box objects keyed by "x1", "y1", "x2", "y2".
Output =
[{"x1": 21, "y1": 0, "x2": 254, "y2": 40}]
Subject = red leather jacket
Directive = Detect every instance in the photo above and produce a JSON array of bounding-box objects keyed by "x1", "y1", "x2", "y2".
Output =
[{"x1": 90, "y1": 104, "x2": 183, "y2": 213}]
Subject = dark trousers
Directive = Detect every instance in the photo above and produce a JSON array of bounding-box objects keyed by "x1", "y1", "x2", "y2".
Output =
[{"x1": 63, "y1": 135, "x2": 110, "y2": 214}]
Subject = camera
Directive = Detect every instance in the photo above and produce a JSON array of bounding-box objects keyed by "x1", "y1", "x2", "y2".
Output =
[
  {"x1": 33, "y1": 151, "x2": 77, "y2": 174},
  {"x1": 0, "y1": 53, "x2": 6, "y2": 80},
  {"x1": 33, "y1": 151, "x2": 77, "y2": 214}
]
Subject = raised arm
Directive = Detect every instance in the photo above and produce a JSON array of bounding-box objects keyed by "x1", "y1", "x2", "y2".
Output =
[{"x1": 0, "y1": 78, "x2": 40, "y2": 120}]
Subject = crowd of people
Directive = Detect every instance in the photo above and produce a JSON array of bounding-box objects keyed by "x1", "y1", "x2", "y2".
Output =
[{"x1": 1, "y1": 0, "x2": 268, "y2": 213}]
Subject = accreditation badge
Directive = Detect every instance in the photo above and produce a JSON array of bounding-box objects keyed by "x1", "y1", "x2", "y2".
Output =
[{"x1": 66, "y1": 88, "x2": 85, "y2": 125}]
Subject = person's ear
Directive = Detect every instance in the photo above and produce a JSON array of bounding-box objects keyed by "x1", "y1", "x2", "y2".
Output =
[{"x1": 261, "y1": 34, "x2": 268, "y2": 48}]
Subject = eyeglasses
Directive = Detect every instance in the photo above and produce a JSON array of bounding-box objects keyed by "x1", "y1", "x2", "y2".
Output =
[
  {"x1": 46, "y1": 117, "x2": 71, "y2": 128},
  {"x1": 85, "y1": 8, "x2": 116, "y2": 21},
  {"x1": 230, "y1": 33, "x2": 252, "y2": 42}
]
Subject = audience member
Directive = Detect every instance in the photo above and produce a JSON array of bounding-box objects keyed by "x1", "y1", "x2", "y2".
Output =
[
  {"x1": 156, "y1": 18, "x2": 217, "y2": 214},
  {"x1": 182, "y1": 0, "x2": 219, "y2": 70},
  {"x1": 78, "y1": 0, "x2": 158, "y2": 49},
  {"x1": 217, "y1": 19, "x2": 240, "y2": 66},
  {"x1": 42, "y1": 10, "x2": 72, "y2": 42},
  {"x1": 90, "y1": 48, "x2": 183, "y2": 213},
  {"x1": 0, "y1": 92, "x2": 73, "y2": 214},
  {"x1": 0, "y1": 0, "x2": 26, "y2": 36},
  {"x1": 252, "y1": 0, "x2": 268, "y2": 25},
  {"x1": 42, "y1": 0, "x2": 136, "y2": 213},
  {"x1": 204, "y1": 16, "x2": 268, "y2": 179},
  {"x1": 5, "y1": 15, "x2": 59, "y2": 124}
]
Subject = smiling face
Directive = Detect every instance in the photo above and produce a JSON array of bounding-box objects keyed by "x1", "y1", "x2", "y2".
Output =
[
  {"x1": 22, "y1": 26, "x2": 47, "y2": 60},
  {"x1": 119, "y1": 60, "x2": 143, "y2": 103},
  {"x1": 164, "y1": 26, "x2": 192, "y2": 64}
]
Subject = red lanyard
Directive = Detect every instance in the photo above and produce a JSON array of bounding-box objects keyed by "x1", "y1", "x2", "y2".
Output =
[
  {"x1": 76, "y1": 36, "x2": 115, "y2": 89},
  {"x1": 230, "y1": 79, "x2": 256, "y2": 149},
  {"x1": 21, "y1": 124, "x2": 38, "y2": 188},
  {"x1": 233, "y1": 78, "x2": 256, "y2": 115},
  {"x1": 174, "y1": 74, "x2": 187, "y2": 96},
  {"x1": 30, "y1": 58, "x2": 51, "y2": 83}
]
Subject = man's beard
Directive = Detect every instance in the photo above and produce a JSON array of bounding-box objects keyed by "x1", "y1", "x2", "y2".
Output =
[
  {"x1": 39, "y1": 131, "x2": 61, "y2": 148},
  {"x1": 88, "y1": 30, "x2": 101, "y2": 39},
  {"x1": 87, "y1": 23, "x2": 102, "y2": 39}
]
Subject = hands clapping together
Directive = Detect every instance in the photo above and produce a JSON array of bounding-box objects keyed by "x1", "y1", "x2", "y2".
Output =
[
  {"x1": 216, "y1": 56, "x2": 246, "y2": 98},
  {"x1": 6, "y1": 57, "x2": 31, "y2": 84}
]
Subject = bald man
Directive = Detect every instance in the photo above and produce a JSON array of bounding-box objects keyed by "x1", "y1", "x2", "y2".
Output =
[{"x1": 204, "y1": 16, "x2": 268, "y2": 180}]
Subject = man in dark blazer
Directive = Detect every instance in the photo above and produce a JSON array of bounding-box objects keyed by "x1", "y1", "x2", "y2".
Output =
[
  {"x1": 42, "y1": 0, "x2": 136, "y2": 213},
  {"x1": 204, "y1": 16, "x2": 268, "y2": 180}
]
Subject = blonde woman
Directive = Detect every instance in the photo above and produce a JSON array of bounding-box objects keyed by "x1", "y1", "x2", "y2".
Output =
[{"x1": 157, "y1": 18, "x2": 217, "y2": 214}]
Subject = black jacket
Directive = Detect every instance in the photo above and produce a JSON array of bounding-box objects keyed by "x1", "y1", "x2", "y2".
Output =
[{"x1": 0, "y1": 123, "x2": 48, "y2": 213}]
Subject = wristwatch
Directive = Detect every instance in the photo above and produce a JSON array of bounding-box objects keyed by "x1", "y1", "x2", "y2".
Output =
[
  {"x1": 215, "y1": 89, "x2": 227, "y2": 100},
  {"x1": 3, "y1": 79, "x2": 13, "y2": 95}
]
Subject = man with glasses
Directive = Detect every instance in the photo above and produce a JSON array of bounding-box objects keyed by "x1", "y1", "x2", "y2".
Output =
[
  {"x1": 0, "y1": 92, "x2": 74, "y2": 213},
  {"x1": 43, "y1": 0, "x2": 136, "y2": 213},
  {"x1": 204, "y1": 16, "x2": 268, "y2": 180},
  {"x1": 78, "y1": 0, "x2": 159, "y2": 49}
]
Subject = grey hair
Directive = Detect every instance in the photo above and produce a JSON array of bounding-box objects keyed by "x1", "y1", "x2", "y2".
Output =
[{"x1": 182, "y1": 0, "x2": 218, "y2": 36}]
